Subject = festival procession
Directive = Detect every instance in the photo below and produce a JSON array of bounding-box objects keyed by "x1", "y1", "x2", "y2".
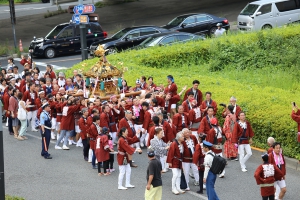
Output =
[{"x1": 1, "y1": 45, "x2": 299, "y2": 200}]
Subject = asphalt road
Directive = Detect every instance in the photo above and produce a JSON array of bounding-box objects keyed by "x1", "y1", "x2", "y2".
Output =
[
  {"x1": 0, "y1": 0, "x2": 101, "y2": 20},
  {"x1": 3, "y1": 127, "x2": 300, "y2": 200}
]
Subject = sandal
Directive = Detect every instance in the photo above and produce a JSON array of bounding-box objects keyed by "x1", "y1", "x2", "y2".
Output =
[
  {"x1": 98, "y1": 173, "x2": 104, "y2": 176},
  {"x1": 104, "y1": 172, "x2": 111, "y2": 176}
]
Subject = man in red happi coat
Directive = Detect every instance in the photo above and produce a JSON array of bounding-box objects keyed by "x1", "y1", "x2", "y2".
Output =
[
  {"x1": 183, "y1": 80, "x2": 202, "y2": 107},
  {"x1": 232, "y1": 112, "x2": 254, "y2": 172},
  {"x1": 172, "y1": 105, "x2": 189, "y2": 133},
  {"x1": 198, "y1": 106, "x2": 216, "y2": 135},
  {"x1": 22, "y1": 82, "x2": 38, "y2": 132},
  {"x1": 200, "y1": 91, "x2": 218, "y2": 116},
  {"x1": 189, "y1": 99, "x2": 202, "y2": 141},
  {"x1": 182, "y1": 91, "x2": 194, "y2": 115}
]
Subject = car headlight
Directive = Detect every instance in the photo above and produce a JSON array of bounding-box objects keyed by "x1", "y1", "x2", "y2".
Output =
[
  {"x1": 247, "y1": 21, "x2": 254, "y2": 26},
  {"x1": 37, "y1": 43, "x2": 43, "y2": 47}
]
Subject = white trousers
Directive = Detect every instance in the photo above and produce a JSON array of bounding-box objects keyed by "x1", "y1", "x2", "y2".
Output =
[
  {"x1": 238, "y1": 144, "x2": 252, "y2": 169},
  {"x1": 118, "y1": 164, "x2": 131, "y2": 187},
  {"x1": 171, "y1": 168, "x2": 181, "y2": 191},
  {"x1": 160, "y1": 156, "x2": 167, "y2": 171},
  {"x1": 216, "y1": 152, "x2": 225, "y2": 176},
  {"x1": 182, "y1": 162, "x2": 199, "y2": 187},
  {"x1": 27, "y1": 110, "x2": 37, "y2": 130}
]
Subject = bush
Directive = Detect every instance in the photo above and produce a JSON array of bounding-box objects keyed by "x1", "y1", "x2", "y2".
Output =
[
  {"x1": 65, "y1": 25, "x2": 300, "y2": 159},
  {"x1": 5, "y1": 195, "x2": 24, "y2": 200}
]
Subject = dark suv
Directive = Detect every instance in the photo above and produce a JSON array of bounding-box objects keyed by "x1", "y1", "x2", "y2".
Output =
[
  {"x1": 89, "y1": 25, "x2": 170, "y2": 56},
  {"x1": 29, "y1": 22, "x2": 107, "y2": 58}
]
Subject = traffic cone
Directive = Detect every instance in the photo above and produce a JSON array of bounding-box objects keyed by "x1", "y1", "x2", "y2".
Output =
[{"x1": 19, "y1": 39, "x2": 23, "y2": 52}]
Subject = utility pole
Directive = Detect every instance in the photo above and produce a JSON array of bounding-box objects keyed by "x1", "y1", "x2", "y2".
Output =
[
  {"x1": 9, "y1": 0, "x2": 17, "y2": 50},
  {"x1": 0, "y1": 102, "x2": 5, "y2": 200},
  {"x1": 79, "y1": 0, "x2": 88, "y2": 61}
]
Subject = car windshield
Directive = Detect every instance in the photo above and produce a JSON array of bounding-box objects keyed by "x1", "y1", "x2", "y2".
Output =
[
  {"x1": 139, "y1": 36, "x2": 163, "y2": 47},
  {"x1": 110, "y1": 28, "x2": 132, "y2": 40},
  {"x1": 45, "y1": 24, "x2": 68, "y2": 39},
  {"x1": 240, "y1": 4, "x2": 260, "y2": 15},
  {"x1": 167, "y1": 16, "x2": 187, "y2": 27}
]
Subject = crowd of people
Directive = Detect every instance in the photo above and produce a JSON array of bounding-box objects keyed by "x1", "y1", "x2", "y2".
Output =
[{"x1": 1, "y1": 55, "x2": 298, "y2": 200}]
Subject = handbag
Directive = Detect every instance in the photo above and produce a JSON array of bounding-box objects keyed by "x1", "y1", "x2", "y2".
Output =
[{"x1": 17, "y1": 101, "x2": 27, "y2": 121}]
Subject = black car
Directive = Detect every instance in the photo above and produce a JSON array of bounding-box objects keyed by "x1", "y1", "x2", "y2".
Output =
[
  {"x1": 132, "y1": 32, "x2": 205, "y2": 50},
  {"x1": 29, "y1": 22, "x2": 107, "y2": 58},
  {"x1": 89, "y1": 25, "x2": 170, "y2": 56},
  {"x1": 162, "y1": 13, "x2": 230, "y2": 36}
]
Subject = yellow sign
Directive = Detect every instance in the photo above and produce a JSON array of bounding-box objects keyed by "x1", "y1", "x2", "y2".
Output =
[{"x1": 80, "y1": 15, "x2": 89, "y2": 24}]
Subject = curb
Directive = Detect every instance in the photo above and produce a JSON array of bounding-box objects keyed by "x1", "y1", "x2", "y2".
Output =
[{"x1": 251, "y1": 146, "x2": 299, "y2": 171}]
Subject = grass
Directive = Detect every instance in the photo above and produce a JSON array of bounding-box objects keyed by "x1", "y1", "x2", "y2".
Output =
[
  {"x1": 0, "y1": 0, "x2": 40, "y2": 5},
  {"x1": 64, "y1": 24, "x2": 300, "y2": 159}
]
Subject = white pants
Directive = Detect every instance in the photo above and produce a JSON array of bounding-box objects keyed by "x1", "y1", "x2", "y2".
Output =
[
  {"x1": 27, "y1": 110, "x2": 37, "y2": 130},
  {"x1": 275, "y1": 181, "x2": 281, "y2": 198},
  {"x1": 118, "y1": 164, "x2": 131, "y2": 187},
  {"x1": 110, "y1": 132, "x2": 117, "y2": 144},
  {"x1": 171, "y1": 168, "x2": 181, "y2": 191},
  {"x1": 216, "y1": 152, "x2": 225, "y2": 176},
  {"x1": 140, "y1": 132, "x2": 148, "y2": 146},
  {"x1": 160, "y1": 156, "x2": 167, "y2": 171},
  {"x1": 238, "y1": 144, "x2": 252, "y2": 169},
  {"x1": 182, "y1": 162, "x2": 199, "y2": 187},
  {"x1": 191, "y1": 131, "x2": 200, "y2": 143}
]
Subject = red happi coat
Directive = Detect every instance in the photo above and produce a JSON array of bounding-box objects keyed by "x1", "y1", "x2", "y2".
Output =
[
  {"x1": 183, "y1": 88, "x2": 203, "y2": 106},
  {"x1": 109, "y1": 109, "x2": 118, "y2": 132},
  {"x1": 95, "y1": 134, "x2": 110, "y2": 162},
  {"x1": 22, "y1": 90, "x2": 38, "y2": 111},
  {"x1": 200, "y1": 99, "x2": 218, "y2": 116},
  {"x1": 182, "y1": 135, "x2": 199, "y2": 163},
  {"x1": 164, "y1": 95, "x2": 181, "y2": 113},
  {"x1": 232, "y1": 120, "x2": 254, "y2": 144},
  {"x1": 56, "y1": 102, "x2": 64, "y2": 123},
  {"x1": 268, "y1": 152, "x2": 286, "y2": 176},
  {"x1": 118, "y1": 117, "x2": 135, "y2": 138},
  {"x1": 100, "y1": 112, "x2": 110, "y2": 129},
  {"x1": 164, "y1": 82, "x2": 177, "y2": 96},
  {"x1": 117, "y1": 136, "x2": 139, "y2": 165},
  {"x1": 189, "y1": 106, "x2": 202, "y2": 131},
  {"x1": 198, "y1": 115, "x2": 215, "y2": 135},
  {"x1": 291, "y1": 110, "x2": 300, "y2": 132},
  {"x1": 254, "y1": 163, "x2": 283, "y2": 196},
  {"x1": 193, "y1": 143, "x2": 205, "y2": 171},
  {"x1": 143, "y1": 110, "x2": 154, "y2": 132},
  {"x1": 206, "y1": 126, "x2": 223, "y2": 154},
  {"x1": 172, "y1": 113, "x2": 189, "y2": 133},
  {"x1": 78, "y1": 116, "x2": 89, "y2": 140},
  {"x1": 182, "y1": 100, "x2": 193, "y2": 115},
  {"x1": 60, "y1": 104, "x2": 81, "y2": 131},
  {"x1": 167, "y1": 140, "x2": 183, "y2": 169},
  {"x1": 89, "y1": 123, "x2": 100, "y2": 150}
]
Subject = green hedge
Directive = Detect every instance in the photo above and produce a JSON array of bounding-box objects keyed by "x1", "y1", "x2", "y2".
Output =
[
  {"x1": 65, "y1": 24, "x2": 300, "y2": 159},
  {"x1": 5, "y1": 195, "x2": 24, "y2": 200}
]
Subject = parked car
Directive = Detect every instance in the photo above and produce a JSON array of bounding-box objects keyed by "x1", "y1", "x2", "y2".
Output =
[
  {"x1": 89, "y1": 25, "x2": 170, "y2": 56},
  {"x1": 162, "y1": 13, "x2": 230, "y2": 36},
  {"x1": 131, "y1": 32, "x2": 205, "y2": 50},
  {"x1": 237, "y1": 0, "x2": 300, "y2": 31},
  {"x1": 29, "y1": 22, "x2": 107, "y2": 58}
]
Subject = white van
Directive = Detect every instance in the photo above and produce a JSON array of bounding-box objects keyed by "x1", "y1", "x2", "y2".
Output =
[{"x1": 237, "y1": 0, "x2": 300, "y2": 31}]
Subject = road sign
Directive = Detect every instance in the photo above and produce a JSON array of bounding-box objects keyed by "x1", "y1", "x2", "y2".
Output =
[
  {"x1": 83, "y1": 4, "x2": 96, "y2": 14},
  {"x1": 73, "y1": 4, "x2": 95, "y2": 15},
  {"x1": 80, "y1": 15, "x2": 89, "y2": 24},
  {"x1": 73, "y1": 4, "x2": 84, "y2": 15},
  {"x1": 72, "y1": 14, "x2": 80, "y2": 24}
]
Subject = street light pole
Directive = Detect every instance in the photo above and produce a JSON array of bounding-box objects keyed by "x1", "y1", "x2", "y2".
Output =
[
  {"x1": 0, "y1": 102, "x2": 5, "y2": 200},
  {"x1": 29, "y1": 49, "x2": 33, "y2": 69}
]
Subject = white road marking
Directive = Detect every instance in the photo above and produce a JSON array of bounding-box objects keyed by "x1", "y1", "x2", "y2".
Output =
[
  {"x1": 14, "y1": 58, "x2": 68, "y2": 71},
  {"x1": 3, "y1": 126, "x2": 56, "y2": 144},
  {"x1": 4, "y1": 7, "x2": 47, "y2": 12},
  {"x1": 187, "y1": 191, "x2": 208, "y2": 200}
]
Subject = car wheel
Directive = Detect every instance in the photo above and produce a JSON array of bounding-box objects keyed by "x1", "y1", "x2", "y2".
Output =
[
  {"x1": 262, "y1": 24, "x2": 272, "y2": 30},
  {"x1": 209, "y1": 27, "x2": 217, "y2": 36},
  {"x1": 44, "y1": 48, "x2": 56, "y2": 59},
  {"x1": 106, "y1": 47, "x2": 117, "y2": 55},
  {"x1": 41, "y1": 0, "x2": 48, "y2": 3}
]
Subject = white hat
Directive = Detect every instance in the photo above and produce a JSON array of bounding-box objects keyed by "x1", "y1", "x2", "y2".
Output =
[{"x1": 136, "y1": 79, "x2": 141, "y2": 84}]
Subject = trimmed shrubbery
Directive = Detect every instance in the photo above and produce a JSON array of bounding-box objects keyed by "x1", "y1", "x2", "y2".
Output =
[{"x1": 65, "y1": 24, "x2": 300, "y2": 159}]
